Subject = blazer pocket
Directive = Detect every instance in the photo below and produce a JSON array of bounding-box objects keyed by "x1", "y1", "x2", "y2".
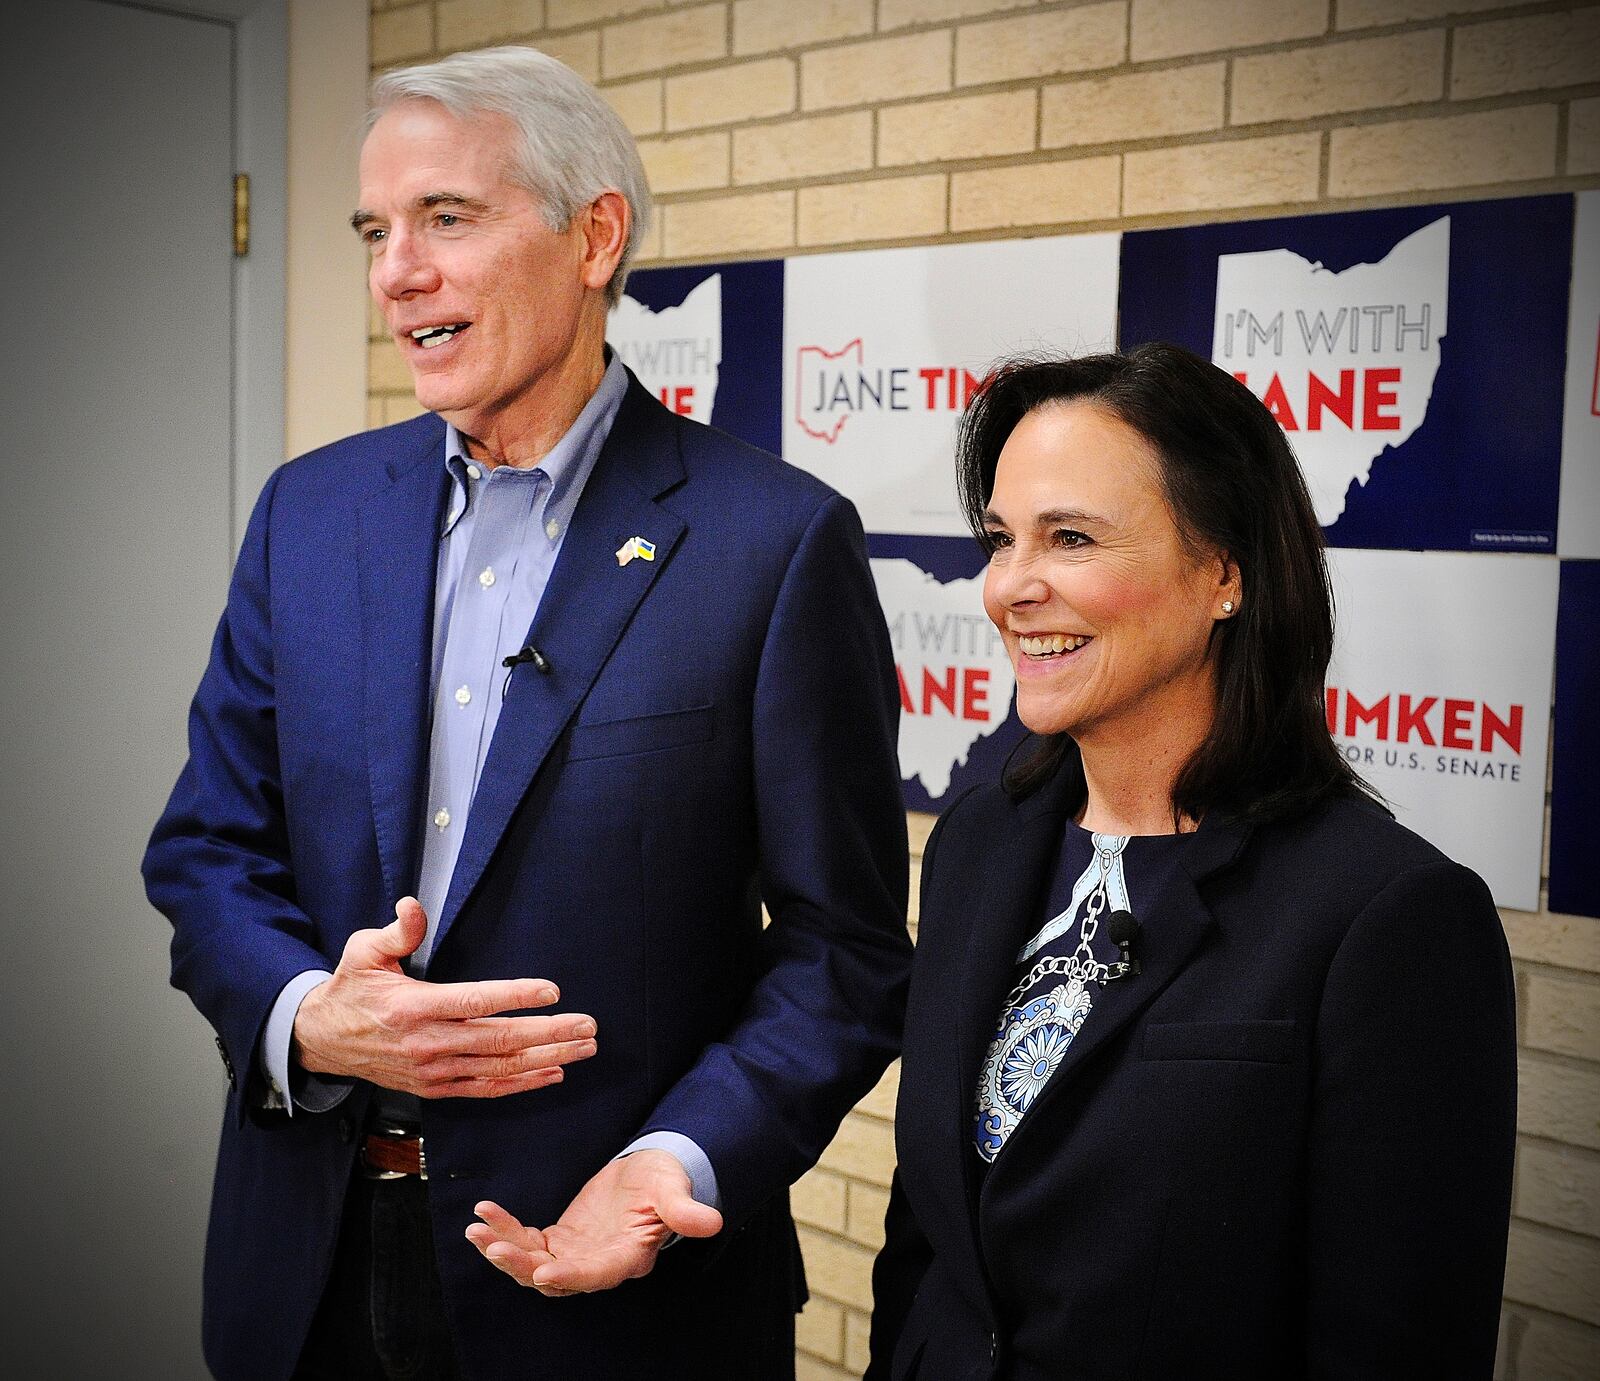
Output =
[
  {"x1": 566, "y1": 704, "x2": 714, "y2": 762},
  {"x1": 1143, "y1": 1018, "x2": 1298, "y2": 1064}
]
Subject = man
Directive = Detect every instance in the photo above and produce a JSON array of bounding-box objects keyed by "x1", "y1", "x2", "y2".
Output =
[{"x1": 144, "y1": 46, "x2": 910, "y2": 1381}]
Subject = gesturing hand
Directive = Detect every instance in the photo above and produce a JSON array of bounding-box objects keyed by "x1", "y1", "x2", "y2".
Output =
[
  {"x1": 291, "y1": 896, "x2": 597, "y2": 1098},
  {"x1": 465, "y1": 1150, "x2": 723, "y2": 1295}
]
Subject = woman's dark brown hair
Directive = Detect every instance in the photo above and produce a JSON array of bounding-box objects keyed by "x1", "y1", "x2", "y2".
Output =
[{"x1": 957, "y1": 341, "x2": 1379, "y2": 824}]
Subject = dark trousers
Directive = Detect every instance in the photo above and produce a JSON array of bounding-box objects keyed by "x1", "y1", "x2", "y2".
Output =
[{"x1": 294, "y1": 1174, "x2": 463, "y2": 1381}]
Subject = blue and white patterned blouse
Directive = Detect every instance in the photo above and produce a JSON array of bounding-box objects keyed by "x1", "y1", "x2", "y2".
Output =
[{"x1": 972, "y1": 823, "x2": 1190, "y2": 1165}]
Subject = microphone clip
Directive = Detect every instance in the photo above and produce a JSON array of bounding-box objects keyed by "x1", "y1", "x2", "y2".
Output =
[
  {"x1": 501, "y1": 645, "x2": 552, "y2": 697},
  {"x1": 1101, "y1": 909, "x2": 1142, "y2": 983}
]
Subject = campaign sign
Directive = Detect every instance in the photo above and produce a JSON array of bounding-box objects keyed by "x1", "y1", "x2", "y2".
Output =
[
  {"x1": 609, "y1": 259, "x2": 783, "y2": 456},
  {"x1": 784, "y1": 234, "x2": 1121, "y2": 537},
  {"x1": 1548, "y1": 561, "x2": 1600, "y2": 918},
  {"x1": 1119, "y1": 197, "x2": 1572, "y2": 552},
  {"x1": 868, "y1": 534, "x2": 1025, "y2": 814},
  {"x1": 1324, "y1": 549, "x2": 1558, "y2": 911},
  {"x1": 1559, "y1": 192, "x2": 1599, "y2": 558}
]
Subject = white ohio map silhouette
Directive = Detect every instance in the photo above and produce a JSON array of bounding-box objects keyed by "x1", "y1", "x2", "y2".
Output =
[
  {"x1": 871, "y1": 559, "x2": 1016, "y2": 799},
  {"x1": 609, "y1": 274, "x2": 722, "y2": 425},
  {"x1": 1212, "y1": 217, "x2": 1450, "y2": 524}
]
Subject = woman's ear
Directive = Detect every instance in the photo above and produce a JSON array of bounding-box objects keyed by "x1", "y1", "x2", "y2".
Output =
[{"x1": 1215, "y1": 552, "x2": 1242, "y2": 620}]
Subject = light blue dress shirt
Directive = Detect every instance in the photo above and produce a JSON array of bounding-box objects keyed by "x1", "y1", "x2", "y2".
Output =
[{"x1": 259, "y1": 354, "x2": 718, "y2": 1209}]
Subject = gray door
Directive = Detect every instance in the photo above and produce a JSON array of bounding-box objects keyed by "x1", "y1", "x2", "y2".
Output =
[{"x1": 0, "y1": 2, "x2": 237, "y2": 1375}]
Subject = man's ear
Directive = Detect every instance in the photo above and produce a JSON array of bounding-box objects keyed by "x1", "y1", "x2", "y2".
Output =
[{"x1": 578, "y1": 191, "x2": 629, "y2": 293}]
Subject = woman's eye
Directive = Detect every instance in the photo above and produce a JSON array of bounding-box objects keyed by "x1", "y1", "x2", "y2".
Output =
[
  {"x1": 1054, "y1": 529, "x2": 1089, "y2": 548},
  {"x1": 985, "y1": 530, "x2": 1012, "y2": 551}
]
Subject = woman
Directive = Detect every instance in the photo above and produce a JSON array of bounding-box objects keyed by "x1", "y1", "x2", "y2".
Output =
[{"x1": 868, "y1": 344, "x2": 1516, "y2": 1381}]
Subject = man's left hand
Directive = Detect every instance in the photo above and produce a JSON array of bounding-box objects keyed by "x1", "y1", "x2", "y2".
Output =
[{"x1": 466, "y1": 1150, "x2": 722, "y2": 1296}]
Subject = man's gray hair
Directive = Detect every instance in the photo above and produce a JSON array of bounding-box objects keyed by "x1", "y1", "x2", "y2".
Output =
[{"x1": 370, "y1": 46, "x2": 652, "y2": 305}]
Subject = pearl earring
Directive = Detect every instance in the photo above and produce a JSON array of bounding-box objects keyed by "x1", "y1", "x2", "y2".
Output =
[{"x1": 1221, "y1": 600, "x2": 1235, "y2": 615}]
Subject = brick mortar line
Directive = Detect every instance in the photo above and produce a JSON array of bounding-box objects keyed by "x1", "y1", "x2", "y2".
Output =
[
  {"x1": 656, "y1": 170, "x2": 959, "y2": 208},
  {"x1": 602, "y1": 51, "x2": 796, "y2": 91},
  {"x1": 409, "y1": 4, "x2": 1592, "y2": 87},
  {"x1": 638, "y1": 80, "x2": 1591, "y2": 146},
  {"x1": 1513, "y1": 956, "x2": 1600, "y2": 985},
  {"x1": 647, "y1": 105, "x2": 1579, "y2": 201},
  {"x1": 867, "y1": 0, "x2": 1122, "y2": 44},
  {"x1": 628, "y1": 175, "x2": 1600, "y2": 269},
  {"x1": 524, "y1": 13, "x2": 911, "y2": 61},
  {"x1": 393, "y1": 23, "x2": 1599, "y2": 112},
  {"x1": 1515, "y1": 1206, "x2": 1600, "y2": 1241},
  {"x1": 1518, "y1": 1130, "x2": 1600, "y2": 1164},
  {"x1": 1501, "y1": 1297, "x2": 1600, "y2": 1334},
  {"x1": 409, "y1": 11, "x2": 1599, "y2": 86},
  {"x1": 1520, "y1": 1043, "x2": 1600, "y2": 1076},
  {"x1": 1521, "y1": 1039, "x2": 1600, "y2": 1066},
  {"x1": 1328, "y1": 0, "x2": 1600, "y2": 39}
]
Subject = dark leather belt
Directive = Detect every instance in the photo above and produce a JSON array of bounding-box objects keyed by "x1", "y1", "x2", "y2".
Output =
[{"x1": 360, "y1": 1126, "x2": 426, "y2": 1180}]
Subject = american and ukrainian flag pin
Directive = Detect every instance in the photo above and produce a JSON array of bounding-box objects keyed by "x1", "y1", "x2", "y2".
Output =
[{"x1": 615, "y1": 535, "x2": 656, "y2": 567}]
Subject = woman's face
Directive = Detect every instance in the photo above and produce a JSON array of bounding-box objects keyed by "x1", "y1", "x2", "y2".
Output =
[{"x1": 981, "y1": 401, "x2": 1239, "y2": 746}]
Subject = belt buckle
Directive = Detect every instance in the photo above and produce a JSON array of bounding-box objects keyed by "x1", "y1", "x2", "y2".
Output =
[{"x1": 361, "y1": 1122, "x2": 426, "y2": 1181}]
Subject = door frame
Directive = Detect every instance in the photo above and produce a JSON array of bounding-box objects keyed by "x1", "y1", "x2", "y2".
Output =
[{"x1": 109, "y1": 0, "x2": 288, "y2": 546}]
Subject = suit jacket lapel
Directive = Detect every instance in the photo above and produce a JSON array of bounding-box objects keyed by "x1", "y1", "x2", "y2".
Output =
[
  {"x1": 433, "y1": 379, "x2": 686, "y2": 948},
  {"x1": 906, "y1": 763, "x2": 1076, "y2": 1295},
  {"x1": 357, "y1": 416, "x2": 450, "y2": 908},
  {"x1": 954, "y1": 770, "x2": 1078, "y2": 1126},
  {"x1": 981, "y1": 806, "x2": 1252, "y2": 1187}
]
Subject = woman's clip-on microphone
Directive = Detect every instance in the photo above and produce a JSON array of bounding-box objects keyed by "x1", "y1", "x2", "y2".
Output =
[{"x1": 1105, "y1": 910, "x2": 1142, "y2": 981}]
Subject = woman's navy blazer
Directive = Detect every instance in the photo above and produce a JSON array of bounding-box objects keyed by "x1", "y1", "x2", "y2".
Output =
[{"x1": 870, "y1": 759, "x2": 1517, "y2": 1381}]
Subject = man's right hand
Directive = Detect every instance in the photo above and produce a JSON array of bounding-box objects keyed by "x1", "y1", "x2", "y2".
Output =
[{"x1": 292, "y1": 897, "x2": 597, "y2": 1098}]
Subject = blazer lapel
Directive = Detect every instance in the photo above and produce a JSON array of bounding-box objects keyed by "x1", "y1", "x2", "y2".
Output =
[
  {"x1": 981, "y1": 808, "x2": 1252, "y2": 1185},
  {"x1": 357, "y1": 416, "x2": 450, "y2": 908},
  {"x1": 433, "y1": 380, "x2": 686, "y2": 947},
  {"x1": 954, "y1": 772, "x2": 1078, "y2": 1126}
]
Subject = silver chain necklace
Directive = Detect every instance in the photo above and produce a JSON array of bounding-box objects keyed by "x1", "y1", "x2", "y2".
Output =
[{"x1": 1005, "y1": 834, "x2": 1133, "y2": 1008}]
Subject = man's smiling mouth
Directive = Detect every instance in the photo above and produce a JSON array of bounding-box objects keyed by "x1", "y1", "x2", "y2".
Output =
[{"x1": 410, "y1": 323, "x2": 470, "y2": 348}]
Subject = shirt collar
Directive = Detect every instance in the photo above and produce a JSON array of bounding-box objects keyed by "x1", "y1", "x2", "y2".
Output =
[{"x1": 440, "y1": 351, "x2": 629, "y2": 534}]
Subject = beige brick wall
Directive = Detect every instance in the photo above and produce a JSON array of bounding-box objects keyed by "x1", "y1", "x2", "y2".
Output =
[{"x1": 363, "y1": 3, "x2": 1600, "y2": 1377}]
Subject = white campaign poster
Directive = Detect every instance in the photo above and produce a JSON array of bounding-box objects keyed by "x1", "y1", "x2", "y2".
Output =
[
  {"x1": 1559, "y1": 191, "x2": 1600, "y2": 556},
  {"x1": 608, "y1": 273, "x2": 722, "y2": 424},
  {"x1": 1213, "y1": 217, "x2": 1450, "y2": 527},
  {"x1": 783, "y1": 234, "x2": 1121, "y2": 536},
  {"x1": 871, "y1": 559, "x2": 1016, "y2": 798},
  {"x1": 1325, "y1": 550, "x2": 1558, "y2": 911}
]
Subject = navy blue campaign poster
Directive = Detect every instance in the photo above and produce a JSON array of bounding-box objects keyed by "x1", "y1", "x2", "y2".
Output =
[
  {"x1": 1118, "y1": 196, "x2": 1572, "y2": 552},
  {"x1": 610, "y1": 258, "x2": 783, "y2": 456},
  {"x1": 868, "y1": 533, "x2": 1028, "y2": 814},
  {"x1": 1549, "y1": 559, "x2": 1600, "y2": 918}
]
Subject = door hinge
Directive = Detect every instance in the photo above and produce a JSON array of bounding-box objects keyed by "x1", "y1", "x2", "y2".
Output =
[{"x1": 233, "y1": 172, "x2": 250, "y2": 257}]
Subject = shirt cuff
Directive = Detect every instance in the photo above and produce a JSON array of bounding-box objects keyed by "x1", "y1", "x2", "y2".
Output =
[
  {"x1": 261, "y1": 970, "x2": 351, "y2": 1115},
  {"x1": 618, "y1": 1131, "x2": 722, "y2": 1213}
]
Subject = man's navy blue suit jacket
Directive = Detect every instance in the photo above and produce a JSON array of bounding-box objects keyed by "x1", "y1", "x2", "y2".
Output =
[{"x1": 144, "y1": 372, "x2": 912, "y2": 1381}]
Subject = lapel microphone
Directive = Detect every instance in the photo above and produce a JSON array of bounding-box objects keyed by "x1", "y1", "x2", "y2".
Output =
[
  {"x1": 501, "y1": 645, "x2": 553, "y2": 697},
  {"x1": 1105, "y1": 909, "x2": 1142, "y2": 980}
]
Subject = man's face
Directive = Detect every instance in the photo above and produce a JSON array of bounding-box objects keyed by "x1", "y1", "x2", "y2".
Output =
[{"x1": 356, "y1": 100, "x2": 601, "y2": 452}]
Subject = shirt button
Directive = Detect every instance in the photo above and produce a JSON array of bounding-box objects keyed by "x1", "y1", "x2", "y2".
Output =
[
  {"x1": 466, "y1": 463, "x2": 482, "y2": 480},
  {"x1": 478, "y1": 567, "x2": 495, "y2": 588},
  {"x1": 454, "y1": 685, "x2": 471, "y2": 706},
  {"x1": 433, "y1": 807, "x2": 451, "y2": 830},
  {"x1": 546, "y1": 518, "x2": 561, "y2": 540}
]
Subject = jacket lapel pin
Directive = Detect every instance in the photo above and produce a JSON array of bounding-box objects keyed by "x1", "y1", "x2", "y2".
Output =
[{"x1": 615, "y1": 536, "x2": 657, "y2": 567}]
